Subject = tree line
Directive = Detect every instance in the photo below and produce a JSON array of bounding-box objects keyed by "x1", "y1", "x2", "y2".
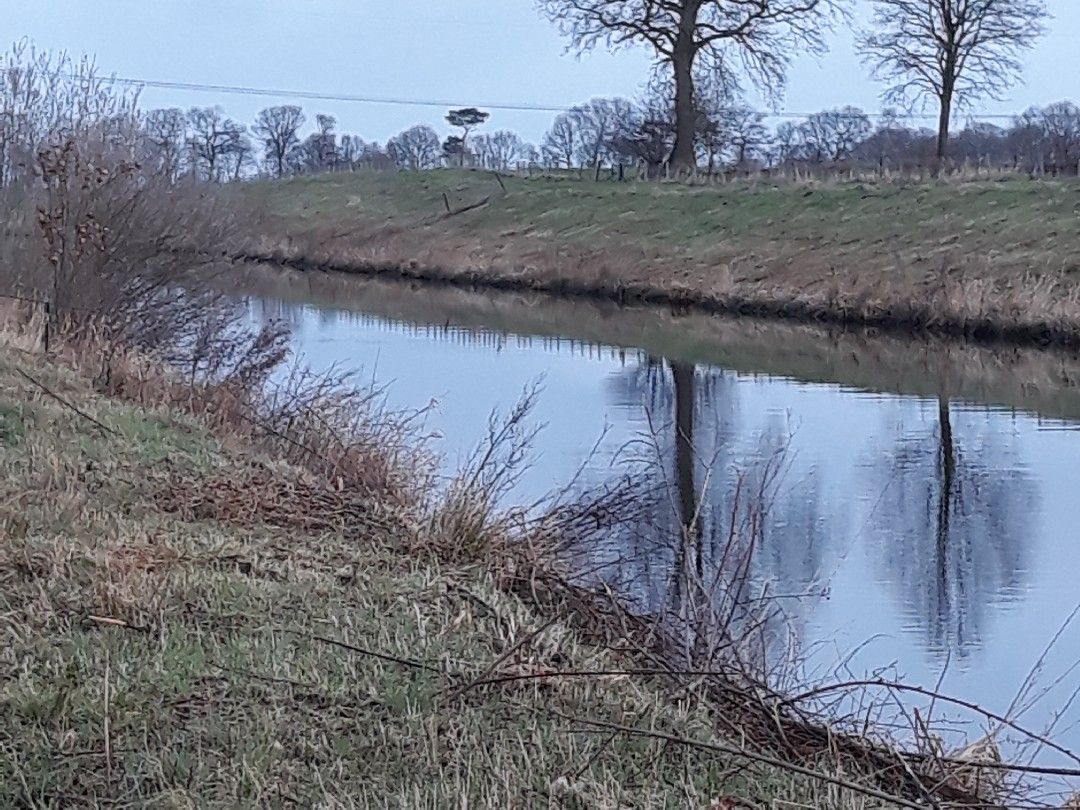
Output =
[{"x1": 122, "y1": 96, "x2": 1080, "y2": 185}]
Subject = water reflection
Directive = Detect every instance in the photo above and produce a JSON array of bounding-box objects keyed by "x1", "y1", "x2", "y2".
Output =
[
  {"x1": 233, "y1": 267, "x2": 1080, "y2": 747},
  {"x1": 873, "y1": 383, "x2": 1035, "y2": 656},
  {"x1": 585, "y1": 357, "x2": 828, "y2": 668}
]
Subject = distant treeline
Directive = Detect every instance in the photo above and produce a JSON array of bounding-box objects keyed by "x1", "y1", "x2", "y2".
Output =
[
  {"x1": 127, "y1": 98, "x2": 1080, "y2": 184},
  {"x1": 3, "y1": 39, "x2": 1078, "y2": 187}
]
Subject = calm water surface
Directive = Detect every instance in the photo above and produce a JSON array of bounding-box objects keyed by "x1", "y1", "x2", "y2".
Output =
[{"x1": 238, "y1": 267, "x2": 1080, "y2": 753}]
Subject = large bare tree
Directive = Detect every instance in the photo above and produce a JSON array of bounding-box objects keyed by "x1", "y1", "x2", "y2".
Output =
[
  {"x1": 253, "y1": 105, "x2": 305, "y2": 178},
  {"x1": 386, "y1": 124, "x2": 442, "y2": 170},
  {"x1": 186, "y1": 107, "x2": 245, "y2": 182},
  {"x1": 537, "y1": 0, "x2": 837, "y2": 171},
  {"x1": 859, "y1": 0, "x2": 1049, "y2": 165}
]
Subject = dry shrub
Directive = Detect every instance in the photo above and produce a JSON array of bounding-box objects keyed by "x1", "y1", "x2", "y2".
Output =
[
  {"x1": 90, "y1": 340, "x2": 434, "y2": 509},
  {"x1": 423, "y1": 384, "x2": 540, "y2": 563},
  {"x1": 0, "y1": 42, "x2": 435, "y2": 512},
  {"x1": 155, "y1": 463, "x2": 385, "y2": 538},
  {"x1": 1, "y1": 40, "x2": 244, "y2": 358}
]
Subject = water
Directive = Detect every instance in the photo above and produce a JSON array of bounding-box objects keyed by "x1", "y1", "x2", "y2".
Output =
[{"x1": 237, "y1": 266, "x2": 1080, "y2": 756}]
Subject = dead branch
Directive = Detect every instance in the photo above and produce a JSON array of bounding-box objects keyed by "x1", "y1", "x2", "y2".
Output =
[
  {"x1": 784, "y1": 678, "x2": 1080, "y2": 769},
  {"x1": 17, "y1": 368, "x2": 117, "y2": 436},
  {"x1": 287, "y1": 629, "x2": 446, "y2": 675},
  {"x1": 540, "y1": 706, "x2": 929, "y2": 810},
  {"x1": 436, "y1": 195, "x2": 492, "y2": 221}
]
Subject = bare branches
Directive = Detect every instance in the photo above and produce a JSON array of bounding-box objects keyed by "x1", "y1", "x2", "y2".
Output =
[
  {"x1": 387, "y1": 124, "x2": 442, "y2": 171},
  {"x1": 858, "y1": 0, "x2": 1050, "y2": 160},
  {"x1": 537, "y1": 0, "x2": 838, "y2": 169},
  {"x1": 252, "y1": 105, "x2": 305, "y2": 179}
]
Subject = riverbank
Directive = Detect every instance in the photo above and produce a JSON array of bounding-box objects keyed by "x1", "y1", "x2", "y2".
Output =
[
  {"x1": 2, "y1": 327, "x2": 1043, "y2": 807},
  {"x1": 237, "y1": 170, "x2": 1080, "y2": 346},
  {"x1": 0, "y1": 333, "x2": 934, "y2": 808},
  {"x1": 0, "y1": 337, "x2": 749, "y2": 806}
]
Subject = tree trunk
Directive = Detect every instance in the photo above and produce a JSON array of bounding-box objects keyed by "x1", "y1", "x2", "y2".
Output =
[
  {"x1": 936, "y1": 84, "x2": 954, "y2": 170},
  {"x1": 672, "y1": 361, "x2": 697, "y2": 535},
  {"x1": 934, "y1": 391, "x2": 955, "y2": 636},
  {"x1": 669, "y1": 29, "x2": 697, "y2": 173}
]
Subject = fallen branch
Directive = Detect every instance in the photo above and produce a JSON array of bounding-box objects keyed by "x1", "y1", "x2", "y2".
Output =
[
  {"x1": 436, "y1": 195, "x2": 492, "y2": 221},
  {"x1": 542, "y1": 707, "x2": 928, "y2": 810},
  {"x1": 784, "y1": 678, "x2": 1080, "y2": 770},
  {"x1": 288, "y1": 629, "x2": 446, "y2": 675},
  {"x1": 17, "y1": 368, "x2": 117, "y2": 436}
]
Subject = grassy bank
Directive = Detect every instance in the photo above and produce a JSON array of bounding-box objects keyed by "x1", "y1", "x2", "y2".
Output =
[
  {"x1": 237, "y1": 170, "x2": 1080, "y2": 345},
  {"x1": 1, "y1": 336, "x2": 928, "y2": 808}
]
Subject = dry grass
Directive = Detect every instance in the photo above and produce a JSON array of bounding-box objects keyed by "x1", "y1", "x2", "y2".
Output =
[
  {"x1": 233, "y1": 169, "x2": 1080, "y2": 345},
  {"x1": 0, "y1": 336, "x2": 925, "y2": 809}
]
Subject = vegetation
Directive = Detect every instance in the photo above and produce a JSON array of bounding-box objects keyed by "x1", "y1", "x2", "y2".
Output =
[
  {"x1": 0, "y1": 338, "x2": 802, "y2": 807},
  {"x1": 537, "y1": 0, "x2": 839, "y2": 171},
  {"x1": 859, "y1": 0, "x2": 1049, "y2": 163},
  {"x1": 6, "y1": 35, "x2": 1080, "y2": 810},
  {"x1": 238, "y1": 168, "x2": 1080, "y2": 345}
]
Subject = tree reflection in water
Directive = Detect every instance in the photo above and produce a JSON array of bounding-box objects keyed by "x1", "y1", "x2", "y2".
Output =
[
  {"x1": 587, "y1": 357, "x2": 827, "y2": 673},
  {"x1": 871, "y1": 366, "x2": 1035, "y2": 658}
]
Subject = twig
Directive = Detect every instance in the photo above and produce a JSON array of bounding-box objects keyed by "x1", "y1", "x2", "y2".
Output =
[
  {"x1": 17, "y1": 368, "x2": 117, "y2": 435},
  {"x1": 490, "y1": 171, "x2": 507, "y2": 193},
  {"x1": 783, "y1": 678, "x2": 1080, "y2": 768},
  {"x1": 287, "y1": 629, "x2": 445, "y2": 675},
  {"x1": 541, "y1": 707, "x2": 928, "y2": 810},
  {"x1": 103, "y1": 649, "x2": 112, "y2": 784},
  {"x1": 84, "y1": 614, "x2": 150, "y2": 633},
  {"x1": 449, "y1": 616, "x2": 560, "y2": 698},
  {"x1": 210, "y1": 660, "x2": 318, "y2": 691}
]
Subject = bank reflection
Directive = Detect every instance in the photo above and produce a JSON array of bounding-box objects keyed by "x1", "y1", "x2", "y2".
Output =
[{"x1": 247, "y1": 289, "x2": 1040, "y2": 664}]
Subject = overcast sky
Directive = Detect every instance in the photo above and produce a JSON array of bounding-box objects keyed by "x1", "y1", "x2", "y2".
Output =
[{"x1": 5, "y1": 0, "x2": 1079, "y2": 144}]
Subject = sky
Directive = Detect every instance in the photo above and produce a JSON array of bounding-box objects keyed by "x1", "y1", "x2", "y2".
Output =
[{"x1": 4, "y1": 0, "x2": 1079, "y2": 144}]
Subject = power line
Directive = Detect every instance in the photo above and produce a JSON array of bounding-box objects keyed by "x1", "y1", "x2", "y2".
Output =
[
  {"x1": 99, "y1": 74, "x2": 1026, "y2": 121},
  {"x1": 102, "y1": 76, "x2": 571, "y2": 114}
]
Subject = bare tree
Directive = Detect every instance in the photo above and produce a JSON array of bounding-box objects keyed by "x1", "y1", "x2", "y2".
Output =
[
  {"x1": 253, "y1": 105, "x2": 305, "y2": 178},
  {"x1": 617, "y1": 89, "x2": 674, "y2": 176},
  {"x1": 1, "y1": 41, "x2": 138, "y2": 187},
  {"x1": 799, "y1": 107, "x2": 873, "y2": 162},
  {"x1": 221, "y1": 130, "x2": 256, "y2": 182},
  {"x1": 486, "y1": 130, "x2": 528, "y2": 171},
  {"x1": 719, "y1": 106, "x2": 768, "y2": 168},
  {"x1": 298, "y1": 114, "x2": 339, "y2": 173},
  {"x1": 387, "y1": 124, "x2": 442, "y2": 170},
  {"x1": 572, "y1": 98, "x2": 637, "y2": 172},
  {"x1": 186, "y1": 107, "x2": 245, "y2": 182},
  {"x1": 772, "y1": 120, "x2": 802, "y2": 167},
  {"x1": 1037, "y1": 101, "x2": 1080, "y2": 175},
  {"x1": 338, "y1": 133, "x2": 361, "y2": 170},
  {"x1": 859, "y1": 0, "x2": 1049, "y2": 165},
  {"x1": 142, "y1": 108, "x2": 187, "y2": 181},
  {"x1": 538, "y1": 0, "x2": 837, "y2": 172},
  {"x1": 542, "y1": 112, "x2": 581, "y2": 168}
]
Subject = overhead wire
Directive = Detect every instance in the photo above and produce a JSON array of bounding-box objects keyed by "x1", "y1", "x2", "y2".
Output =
[{"x1": 96, "y1": 74, "x2": 1027, "y2": 122}]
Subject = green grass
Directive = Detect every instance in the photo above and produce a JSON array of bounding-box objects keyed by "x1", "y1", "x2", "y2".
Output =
[
  {"x1": 241, "y1": 169, "x2": 1080, "y2": 275},
  {"x1": 0, "y1": 340, "x2": 899, "y2": 808},
  {"x1": 234, "y1": 169, "x2": 1080, "y2": 345}
]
